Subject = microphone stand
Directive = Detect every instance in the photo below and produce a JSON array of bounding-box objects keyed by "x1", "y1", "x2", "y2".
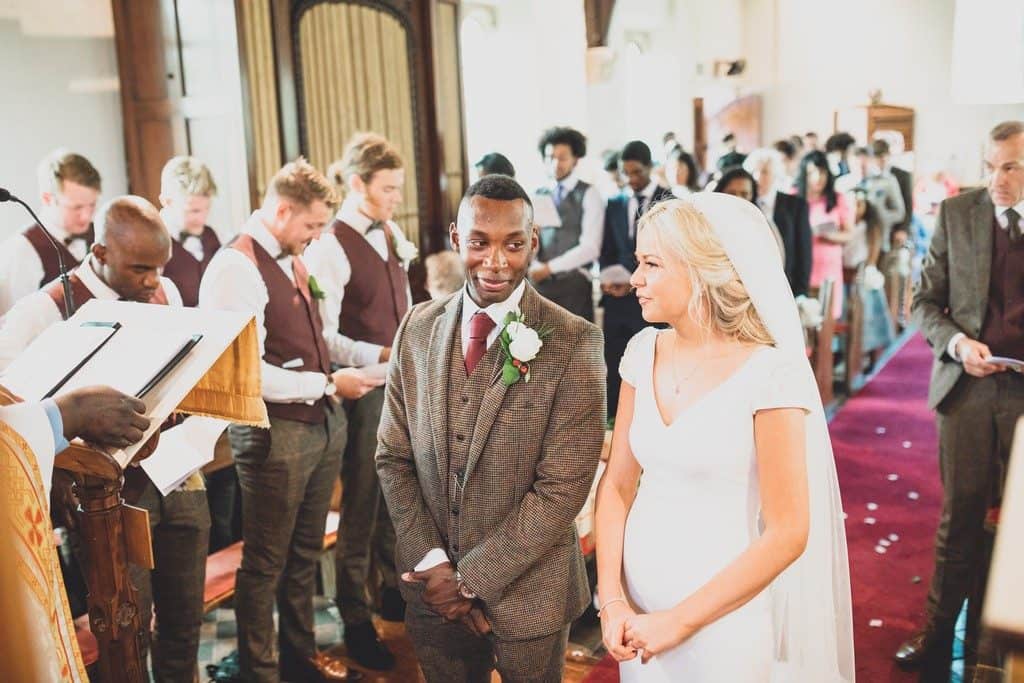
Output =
[{"x1": 0, "y1": 188, "x2": 76, "y2": 317}]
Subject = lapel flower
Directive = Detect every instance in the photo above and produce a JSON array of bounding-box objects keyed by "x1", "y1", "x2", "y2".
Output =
[
  {"x1": 392, "y1": 231, "x2": 419, "y2": 265},
  {"x1": 498, "y1": 311, "x2": 552, "y2": 386},
  {"x1": 308, "y1": 274, "x2": 326, "y2": 301}
]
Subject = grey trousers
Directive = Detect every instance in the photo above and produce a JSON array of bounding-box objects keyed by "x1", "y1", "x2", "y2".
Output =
[
  {"x1": 536, "y1": 271, "x2": 594, "y2": 322},
  {"x1": 231, "y1": 408, "x2": 347, "y2": 683},
  {"x1": 128, "y1": 481, "x2": 210, "y2": 683},
  {"x1": 928, "y1": 372, "x2": 1024, "y2": 644},
  {"x1": 405, "y1": 601, "x2": 570, "y2": 683},
  {"x1": 334, "y1": 387, "x2": 398, "y2": 626}
]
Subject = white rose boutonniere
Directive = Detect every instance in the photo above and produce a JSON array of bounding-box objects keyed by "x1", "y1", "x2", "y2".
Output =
[
  {"x1": 392, "y1": 232, "x2": 419, "y2": 266},
  {"x1": 498, "y1": 312, "x2": 552, "y2": 385}
]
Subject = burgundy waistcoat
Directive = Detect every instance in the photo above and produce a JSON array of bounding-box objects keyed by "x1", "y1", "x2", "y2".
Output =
[
  {"x1": 44, "y1": 269, "x2": 169, "y2": 320},
  {"x1": 23, "y1": 223, "x2": 94, "y2": 287},
  {"x1": 162, "y1": 226, "x2": 222, "y2": 307},
  {"x1": 331, "y1": 220, "x2": 410, "y2": 348},
  {"x1": 979, "y1": 217, "x2": 1024, "y2": 359},
  {"x1": 229, "y1": 233, "x2": 331, "y2": 424}
]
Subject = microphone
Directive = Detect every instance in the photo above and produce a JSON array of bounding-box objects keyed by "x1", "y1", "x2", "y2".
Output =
[{"x1": 0, "y1": 187, "x2": 76, "y2": 317}]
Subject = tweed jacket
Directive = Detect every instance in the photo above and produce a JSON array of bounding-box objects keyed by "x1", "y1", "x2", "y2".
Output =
[
  {"x1": 376, "y1": 283, "x2": 606, "y2": 640},
  {"x1": 913, "y1": 188, "x2": 999, "y2": 410}
]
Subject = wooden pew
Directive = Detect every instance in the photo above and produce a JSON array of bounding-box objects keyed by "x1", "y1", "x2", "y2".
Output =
[{"x1": 810, "y1": 280, "x2": 836, "y2": 405}]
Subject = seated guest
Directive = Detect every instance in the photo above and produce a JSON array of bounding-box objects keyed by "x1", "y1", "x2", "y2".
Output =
[
  {"x1": 474, "y1": 152, "x2": 515, "y2": 179},
  {"x1": 159, "y1": 156, "x2": 222, "y2": 307},
  {"x1": 0, "y1": 150, "x2": 101, "y2": 316},
  {"x1": 796, "y1": 151, "x2": 853, "y2": 319},
  {"x1": 530, "y1": 126, "x2": 604, "y2": 321},
  {"x1": 0, "y1": 196, "x2": 211, "y2": 683},
  {"x1": 666, "y1": 145, "x2": 701, "y2": 197},
  {"x1": 425, "y1": 250, "x2": 465, "y2": 299},
  {"x1": 600, "y1": 140, "x2": 673, "y2": 416},
  {"x1": 745, "y1": 148, "x2": 813, "y2": 295}
]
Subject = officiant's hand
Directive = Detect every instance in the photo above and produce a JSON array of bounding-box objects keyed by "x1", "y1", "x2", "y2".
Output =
[
  {"x1": 401, "y1": 561, "x2": 473, "y2": 621},
  {"x1": 623, "y1": 610, "x2": 695, "y2": 664},
  {"x1": 600, "y1": 600, "x2": 638, "y2": 662},
  {"x1": 55, "y1": 386, "x2": 150, "y2": 449}
]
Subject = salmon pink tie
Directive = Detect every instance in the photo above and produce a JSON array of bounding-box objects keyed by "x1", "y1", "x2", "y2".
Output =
[{"x1": 465, "y1": 311, "x2": 496, "y2": 375}]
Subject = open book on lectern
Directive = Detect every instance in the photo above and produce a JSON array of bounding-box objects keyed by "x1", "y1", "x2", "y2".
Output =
[{"x1": 1, "y1": 299, "x2": 269, "y2": 470}]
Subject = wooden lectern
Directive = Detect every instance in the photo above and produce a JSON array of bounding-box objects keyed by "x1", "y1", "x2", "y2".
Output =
[{"x1": 3, "y1": 300, "x2": 269, "y2": 683}]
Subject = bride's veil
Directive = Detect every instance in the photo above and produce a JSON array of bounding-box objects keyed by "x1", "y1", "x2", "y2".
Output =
[{"x1": 682, "y1": 193, "x2": 855, "y2": 682}]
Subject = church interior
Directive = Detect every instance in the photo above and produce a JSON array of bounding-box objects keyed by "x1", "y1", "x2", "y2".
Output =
[{"x1": 1, "y1": 0, "x2": 1024, "y2": 682}]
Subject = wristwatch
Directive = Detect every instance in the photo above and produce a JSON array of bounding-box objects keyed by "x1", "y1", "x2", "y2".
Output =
[
  {"x1": 323, "y1": 375, "x2": 338, "y2": 398},
  {"x1": 454, "y1": 570, "x2": 476, "y2": 599}
]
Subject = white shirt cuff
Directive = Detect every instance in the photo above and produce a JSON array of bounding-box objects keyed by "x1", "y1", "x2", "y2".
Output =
[
  {"x1": 414, "y1": 548, "x2": 450, "y2": 571},
  {"x1": 300, "y1": 371, "x2": 328, "y2": 403},
  {"x1": 353, "y1": 340, "x2": 386, "y2": 367},
  {"x1": 947, "y1": 333, "x2": 966, "y2": 362}
]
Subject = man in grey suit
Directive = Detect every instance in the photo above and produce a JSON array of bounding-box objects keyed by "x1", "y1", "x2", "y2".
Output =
[
  {"x1": 896, "y1": 120, "x2": 1024, "y2": 674},
  {"x1": 376, "y1": 175, "x2": 606, "y2": 682}
]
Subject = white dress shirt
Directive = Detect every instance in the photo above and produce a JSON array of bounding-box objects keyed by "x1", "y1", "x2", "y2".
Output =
[
  {"x1": 539, "y1": 171, "x2": 604, "y2": 274},
  {"x1": 161, "y1": 208, "x2": 207, "y2": 262},
  {"x1": 0, "y1": 222, "x2": 90, "y2": 317},
  {"x1": 198, "y1": 212, "x2": 330, "y2": 403},
  {"x1": 0, "y1": 254, "x2": 183, "y2": 371},
  {"x1": 946, "y1": 199, "x2": 1024, "y2": 361},
  {"x1": 302, "y1": 197, "x2": 413, "y2": 367},
  {"x1": 414, "y1": 280, "x2": 527, "y2": 572},
  {"x1": 627, "y1": 179, "x2": 661, "y2": 239}
]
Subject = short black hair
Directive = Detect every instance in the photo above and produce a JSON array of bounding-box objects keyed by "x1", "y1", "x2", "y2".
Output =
[
  {"x1": 474, "y1": 152, "x2": 515, "y2": 178},
  {"x1": 602, "y1": 149, "x2": 621, "y2": 172},
  {"x1": 871, "y1": 139, "x2": 891, "y2": 156},
  {"x1": 668, "y1": 145, "x2": 701, "y2": 191},
  {"x1": 620, "y1": 140, "x2": 652, "y2": 167},
  {"x1": 662, "y1": 131, "x2": 677, "y2": 144},
  {"x1": 538, "y1": 126, "x2": 587, "y2": 159},
  {"x1": 722, "y1": 132, "x2": 736, "y2": 144},
  {"x1": 773, "y1": 138, "x2": 797, "y2": 159},
  {"x1": 853, "y1": 146, "x2": 872, "y2": 157},
  {"x1": 825, "y1": 132, "x2": 855, "y2": 153},
  {"x1": 462, "y1": 174, "x2": 533, "y2": 224},
  {"x1": 713, "y1": 167, "x2": 759, "y2": 203},
  {"x1": 795, "y1": 150, "x2": 837, "y2": 212}
]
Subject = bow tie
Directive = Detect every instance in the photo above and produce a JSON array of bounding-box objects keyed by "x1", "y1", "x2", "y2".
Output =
[
  {"x1": 275, "y1": 250, "x2": 291, "y2": 261},
  {"x1": 63, "y1": 234, "x2": 86, "y2": 246},
  {"x1": 366, "y1": 220, "x2": 385, "y2": 233},
  {"x1": 180, "y1": 231, "x2": 202, "y2": 242}
]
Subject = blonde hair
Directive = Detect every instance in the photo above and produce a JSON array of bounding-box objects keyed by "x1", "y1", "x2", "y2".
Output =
[
  {"x1": 425, "y1": 250, "x2": 465, "y2": 299},
  {"x1": 265, "y1": 157, "x2": 340, "y2": 211},
  {"x1": 637, "y1": 199, "x2": 775, "y2": 346},
  {"x1": 37, "y1": 149, "x2": 101, "y2": 195},
  {"x1": 327, "y1": 132, "x2": 403, "y2": 194},
  {"x1": 160, "y1": 156, "x2": 218, "y2": 197}
]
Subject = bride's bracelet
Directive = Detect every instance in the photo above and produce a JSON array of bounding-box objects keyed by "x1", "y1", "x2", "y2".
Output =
[{"x1": 598, "y1": 597, "x2": 627, "y2": 616}]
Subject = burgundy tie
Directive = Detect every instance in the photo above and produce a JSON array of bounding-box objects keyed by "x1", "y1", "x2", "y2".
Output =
[{"x1": 464, "y1": 311, "x2": 496, "y2": 375}]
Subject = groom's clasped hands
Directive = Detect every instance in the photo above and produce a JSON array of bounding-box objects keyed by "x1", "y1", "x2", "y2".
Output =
[{"x1": 402, "y1": 562, "x2": 492, "y2": 637}]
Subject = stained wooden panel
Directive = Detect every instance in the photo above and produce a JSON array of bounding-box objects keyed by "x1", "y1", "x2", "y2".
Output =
[
  {"x1": 433, "y1": 1, "x2": 465, "y2": 227},
  {"x1": 237, "y1": 0, "x2": 283, "y2": 202}
]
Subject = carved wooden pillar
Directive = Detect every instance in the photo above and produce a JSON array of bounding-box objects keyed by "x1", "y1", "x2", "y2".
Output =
[{"x1": 73, "y1": 474, "x2": 147, "y2": 683}]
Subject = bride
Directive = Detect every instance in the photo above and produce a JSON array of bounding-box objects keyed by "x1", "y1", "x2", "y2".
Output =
[{"x1": 594, "y1": 194, "x2": 854, "y2": 682}]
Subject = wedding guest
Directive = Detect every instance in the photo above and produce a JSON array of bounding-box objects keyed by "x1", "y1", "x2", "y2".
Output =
[
  {"x1": 305, "y1": 133, "x2": 415, "y2": 670},
  {"x1": 600, "y1": 150, "x2": 626, "y2": 200},
  {"x1": 773, "y1": 138, "x2": 800, "y2": 189},
  {"x1": 425, "y1": 250, "x2": 465, "y2": 300},
  {"x1": 474, "y1": 152, "x2": 515, "y2": 179},
  {"x1": 872, "y1": 138, "x2": 914, "y2": 247},
  {"x1": 796, "y1": 151, "x2": 853, "y2": 319},
  {"x1": 825, "y1": 132, "x2": 856, "y2": 177},
  {"x1": 0, "y1": 150, "x2": 101, "y2": 316},
  {"x1": 899, "y1": 121, "x2": 1024, "y2": 677},
  {"x1": 600, "y1": 140, "x2": 673, "y2": 416},
  {"x1": 530, "y1": 126, "x2": 604, "y2": 321},
  {"x1": 804, "y1": 131, "x2": 821, "y2": 152},
  {"x1": 744, "y1": 148, "x2": 813, "y2": 295},
  {"x1": 713, "y1": 167, "x2": 758, "y2": 203},
  {"x1": 717, "y1": 132, "x2": 746, "y2": 172},
  {"x1": 850, "y1": 146, "x2": 905, "y2": 251},
  {"x1": 845, "y1": 191, "x2": 895, "y2": 360},
  {"x1": 200, "y1": 159, "x2": 373, "y2": 682},
  {"x1": 666, "y1": 145, "x2": 700, "y2": 197}
]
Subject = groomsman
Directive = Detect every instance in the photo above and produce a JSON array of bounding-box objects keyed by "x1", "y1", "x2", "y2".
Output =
[
  {"x1": 159, "y1": 156, "x2": 223, "y2": 307},
  {"x1": 200, "y1": 159, "x2": 374, "y2": 682},
  {"x1": 599, "y1": 140, "x2": 673, "y2": 415},
  {"x1": 305, "y1": 133, "x2": 412, "y2": 671},
  {"x1": 0, "y1": 196, "x2": 210, "y2": 683},
  {"x1": 0, "y1": 149, "x2": 101, "y2": 316},
  {"x1": 529, "y1": 126, "x2": 604, "y2": 321},
  {"x1": 157, "y1": 156, "x2": 239, "y2": 553}
]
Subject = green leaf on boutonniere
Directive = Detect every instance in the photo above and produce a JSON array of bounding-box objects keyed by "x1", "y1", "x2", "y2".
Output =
[
  {"x1": 308, "y1": 274, "x2": 326, "y2": 301},
  {"x1": 502, "y1": 362, "x2": 521, "y2": 386}
]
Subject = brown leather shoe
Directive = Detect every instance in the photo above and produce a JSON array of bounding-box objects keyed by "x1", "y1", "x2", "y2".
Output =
[
  {"x1": 893, "y1": 626, "x2": 950, "y2": 669},
  {"x1": 308, "y1": 652, "x2": 364, "y2": 681}
]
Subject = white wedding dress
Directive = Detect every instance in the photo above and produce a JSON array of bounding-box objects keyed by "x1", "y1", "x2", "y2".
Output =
[{"x1": 618, "y1": 328, "x2": 817, "y2": 682}]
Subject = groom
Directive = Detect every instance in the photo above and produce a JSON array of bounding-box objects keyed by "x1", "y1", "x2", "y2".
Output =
[{"x1": 376, "y1": 175, "x2": 606, "y2": 682}]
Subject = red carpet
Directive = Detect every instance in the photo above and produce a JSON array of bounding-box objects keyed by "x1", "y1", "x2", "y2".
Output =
[{"x1": 583, "y1": 333, "x2": 942, "y2": 682}]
